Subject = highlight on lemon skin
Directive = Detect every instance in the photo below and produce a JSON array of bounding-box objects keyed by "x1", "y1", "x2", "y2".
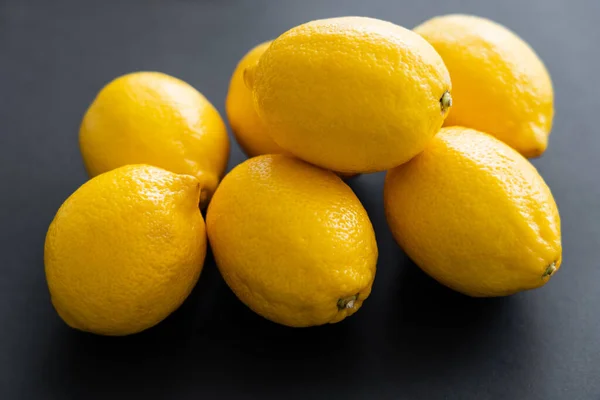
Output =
[
  {"x1": 414, "y1": 14, "x2": 554, "y2": 158},
  {"x1": 206, "y1": 154, "x2": 378, "y2": 327},
  {"x1": 384, "y1": 126, "x2": 562, "y2": 297},
  {"x1": 44, "y1": 165, "x2": 207, "y2": 336},
  {"x1": 79, "y1": 71, "x2": 230, "y2": 208}
]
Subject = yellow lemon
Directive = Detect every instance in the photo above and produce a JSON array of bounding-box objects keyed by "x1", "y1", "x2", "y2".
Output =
[
  {"x1": 206, "y1": 154, "x2": 378, "y2": 327},
  {"x1": 414, "y1": 15, "x2": 554, "y2": 157},
  {"x1": 226, "y1": 41, "x2": 282, "y2": 157},
  {"x1": 44, "y1": 165, "x2": 207, "y2": 335},
  {"x1": 245, "y1": 17, "x2": 452, "y2": 173},
  {"x1": 79, "y1": 71, "x2": 230, "y2": 207},
  {"x1": 384, "y1": 127, "x2": 562, "y2": 297}
]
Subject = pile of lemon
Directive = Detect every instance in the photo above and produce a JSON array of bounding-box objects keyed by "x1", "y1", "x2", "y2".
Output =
[{"x1": 45, "y1": 15, "x2": 561, "y2": 335}]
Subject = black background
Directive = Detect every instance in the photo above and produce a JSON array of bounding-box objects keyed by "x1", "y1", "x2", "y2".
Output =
[{"x1": 1, "y1": 0, "x2": 599, "y2": 399}]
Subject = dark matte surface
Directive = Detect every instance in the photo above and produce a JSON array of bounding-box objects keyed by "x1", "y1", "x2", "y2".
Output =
[{"x1": 1, "y1": 0, "x2": 599, "y2": 399}]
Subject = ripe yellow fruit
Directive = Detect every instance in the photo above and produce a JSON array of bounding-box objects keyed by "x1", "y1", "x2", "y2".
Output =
[
  {"x1": 384, "y1": 127, "x2": 562, "y2": 297},
  {"x1": 44, "y1": 165, "x2": 207, "y2": 335},
  {"x1": 79, "y1": 71, "x2": 230, "y2": 207},
  {"x1": 206, "y1": 154, "x2": 378, "y2": 327},
  {"x1": 414, "y1": 15, "x2": 554, "y2": 158},
  {"x1": 226, "y1": 41, "x2": 283, "y2": 157},
  {"x1": 245, "y1": 17, "x2": 452, "y2": 173}
]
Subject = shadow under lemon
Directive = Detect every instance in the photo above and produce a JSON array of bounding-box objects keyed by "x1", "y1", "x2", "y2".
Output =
[{"x1": 382, "y1": 250, "x2": 536, "y2": 381}]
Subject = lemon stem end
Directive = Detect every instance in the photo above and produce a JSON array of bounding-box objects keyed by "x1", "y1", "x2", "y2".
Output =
[
  {"x1": 337, "y1": 294, "x2": 358, "y2": 310},
  {"x1": 542, "y1": 262, "x2": 557, "y2": 279},
  {"x1": 243, "y1": 65, "x2": 256, "y2": 90},
  {"x1": 440, "y1": 91, "x2": 452, "y2": 113}
]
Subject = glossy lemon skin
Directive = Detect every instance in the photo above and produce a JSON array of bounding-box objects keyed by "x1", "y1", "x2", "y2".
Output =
[
  {"x1": 415, "y1": 14, "x2": 554, "y2": 157},
  {"x1": 246, "y1": 17, "x2": 452, "y2": 173},
  {"x1": 79, "y1": 71, "x2": 230, "y2": 207},
  {"x1": 384, "y1": 127, "x2": 562, "y2": 297},
  {"x1": 206, "y1": 154, "x2": 378, "y2": 327},
  {"x1": 45, "y1": 165, "x2": 207, "y2": 335}
]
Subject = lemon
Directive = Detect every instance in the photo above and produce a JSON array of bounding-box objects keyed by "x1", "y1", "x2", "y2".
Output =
[
  {"x1": 226, "y1": 41, "x2": 283, "y2": 157},
  {"x1": 245, "y1": 17, "x2": 452, "y2": 173},
  {"x1": 414, "y1": 15, "x2": 553, "y2": 157},
  {"x1": 44, "y1": 165, "x2": 207, "y2": 335},
  {"x1": 206, "y1": 154, "x2": 378, "y2": 327},
  {"x1": 384, "y1": 127, "x2": 562, "y2": 297},
  {"x1": 79, "y1": 71, "x2": 230, "y2": 207}
]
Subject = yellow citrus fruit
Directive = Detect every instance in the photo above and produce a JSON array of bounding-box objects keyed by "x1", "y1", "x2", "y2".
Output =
[
  {"x1": 226, "y1": 41, "x2": 282, "y2": 157},
  {"x1": 245, "y1": 17, "x2": 452, "y2": 173},
  {"x1": 44, "y1": 165, "x2": 207, "y2": 335},
  {"x1": 206, "y1": 154, "x2": 378, "y2": 327},
  {"x1": 384, "y1": 127, "x2": 562, "y2": 297},
  {"x1": 414, "y1": 15, "x2": 554, "y2": 158},
  {"x1": 79, "y1": 71, "x2": 230, "y2": 207}
]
